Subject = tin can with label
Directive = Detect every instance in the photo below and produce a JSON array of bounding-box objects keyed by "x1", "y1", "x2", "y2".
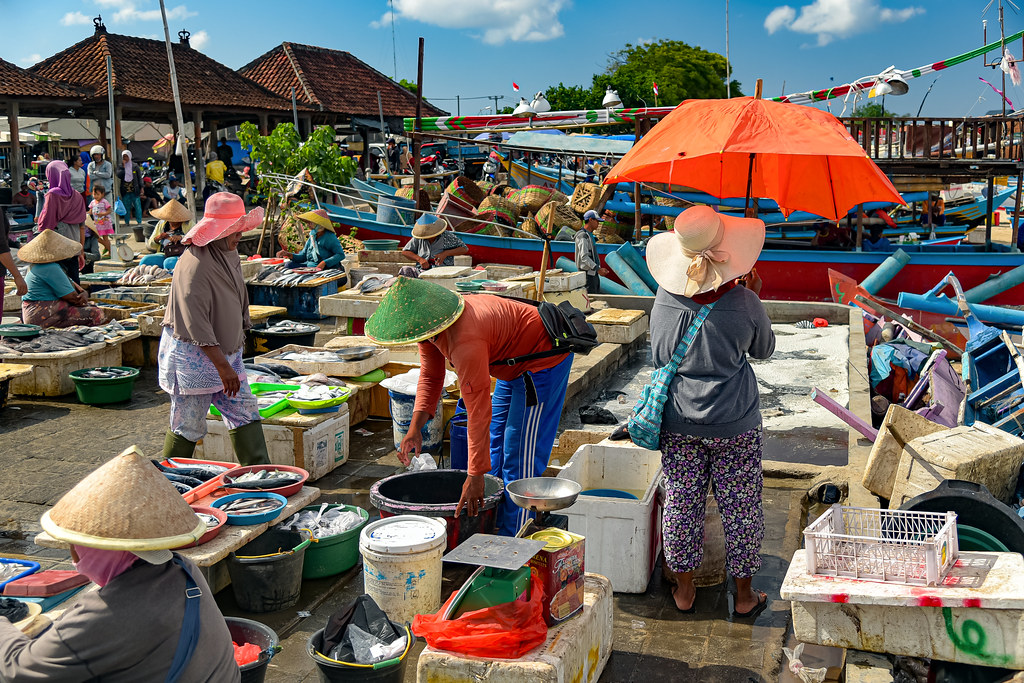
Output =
[{"x1": 528, "y1": 528, "x2": 585, "y2": 625}]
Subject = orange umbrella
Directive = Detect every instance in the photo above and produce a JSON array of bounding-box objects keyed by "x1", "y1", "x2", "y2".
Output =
[{"x1": 604, "y1": 97, "x2": 904, "y2": 221}]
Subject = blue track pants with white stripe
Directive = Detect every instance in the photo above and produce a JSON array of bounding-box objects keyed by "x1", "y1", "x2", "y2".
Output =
[{"x1": 489, "y1": 354, "x2": 573, "y2": 536}]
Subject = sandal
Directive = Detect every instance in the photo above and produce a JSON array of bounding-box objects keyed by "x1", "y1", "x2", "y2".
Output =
[
  {"x1": 609, "y1": 423, "x2": 630, "y2": 441},
  {"x1": 732, "y1": 590, "x2": 768, "y2": 619},
  {"x1": 670, "y1": 583, "x2": 696, "y2": 614}
]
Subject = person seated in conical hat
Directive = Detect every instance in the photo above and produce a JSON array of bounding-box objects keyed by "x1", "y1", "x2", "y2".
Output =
[
  {"x1": 276, "y1": 209, "x2": 346, "y2": 271},
  {"x1": 397, "y1": 214, "x2": 467, "y2": 278},
  {"x1": 0, "y1": 447, "x2": 240, "y2": 681},
  {"x1": 150, "y1": 199, "x2": 192, "y2": 258},
  {"x1": 19, "y1": 230, "x2": 110, "y2": 328}
]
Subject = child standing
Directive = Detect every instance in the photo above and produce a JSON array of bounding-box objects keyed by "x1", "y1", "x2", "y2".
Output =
[{"x1": 88, "y1": 186, "x2": 114, "y2": 254}]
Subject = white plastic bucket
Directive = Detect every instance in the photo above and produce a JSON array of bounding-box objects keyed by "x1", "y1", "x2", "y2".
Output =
[
  {"x1": 359, "y1": 515, "x2": 447, "y2": 623},
  {"x1": 388, "y1": 391, "x2": 443, "y2": 453}
]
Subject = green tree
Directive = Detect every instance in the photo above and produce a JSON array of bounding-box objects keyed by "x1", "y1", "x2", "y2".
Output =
[
  {"x1": 544, "y1": 82, "x2": 598, "y2": 111},
  {"x1": 600, "y1": 39, "x2": 741, "y2": 107},
  {"x1": 853, "y1": 102, "x2": 904, "y2": 117},
  {"x1": 237, "y1": 122, "x2": 357, "y2": 195},
  {"x1": 398, "y1": 78, "x2": 418, "y2": 95}
]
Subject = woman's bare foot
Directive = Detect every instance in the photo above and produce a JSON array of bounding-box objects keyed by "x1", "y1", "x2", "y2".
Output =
[{"x1": 671, "y1": 581, "x2": 696, "y2": 612}]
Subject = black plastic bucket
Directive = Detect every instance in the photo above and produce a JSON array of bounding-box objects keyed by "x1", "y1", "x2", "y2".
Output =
[
  {"x1": 225, "y1": 617, "x2": 279, "y2": 683},
  {"x1": 306, "y1": 623, "x2": 413, "y2": 683},
  {"x1": 369, "y1": 470, "x2": 503, "y2": 551},
  {"x1": 248, "y1": 326, "x2": 320, "y2": 354},
  {"x1": 900, "y1": 479, "x2": 1024, "y2": 555},
  {"x1": 227, "y1": 528, "x2": 310, "y2": 613}
]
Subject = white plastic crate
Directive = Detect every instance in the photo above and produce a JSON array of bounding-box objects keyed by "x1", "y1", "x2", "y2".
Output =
[
  {"x1": 558, "y1": 443, "x2": 663, "y2": 593},
  {"x1": 803, "y1": 505, "x2": 958, "y2": 586}
]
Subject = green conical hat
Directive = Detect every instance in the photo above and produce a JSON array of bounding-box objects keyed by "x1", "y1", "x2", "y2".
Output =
[{"x1": 365, "y1": 276, "x2": 465, "y2": 345}]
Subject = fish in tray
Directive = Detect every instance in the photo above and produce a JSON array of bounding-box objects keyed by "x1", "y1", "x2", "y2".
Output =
[
  {"x1": 152, "y1": 462, "x2": 204, "y2": 489},
  {"x1": 218, "y1": 497, "x2": 285, "y2": 515},
  {"x1": 154, "y1": 459, "x2": 225, "y2": 482},
  {"x1": 0, "y1": 563, "x2": 30, "y2": 582},
  {"x1": 195, "y1": 512, "x2": 222, "y2": 529},
  {"x1": 170, "y1": 481, "x2": 194, "y2": 495},
  {"x1": 275, "y1": 350, "x2": 353, "y2": 363},
  {"x1": 224, "y1": 469, "x2": 303, "y2": 490},
  {"x1": 78, "y1": 367, "x2": 135, "y2": 379}
]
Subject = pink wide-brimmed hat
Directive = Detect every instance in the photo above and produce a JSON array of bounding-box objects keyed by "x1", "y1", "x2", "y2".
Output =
[
  {"x1": 646, "y1": 205, "x2": 765, "y2": 297},
  {"x1": 183, "y1": 193, "x2": 264, "y2": 247}
]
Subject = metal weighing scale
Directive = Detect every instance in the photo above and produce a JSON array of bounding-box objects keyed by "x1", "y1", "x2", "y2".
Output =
[
  {"x1": 112, "y1": 235, "x2": 134, "y2": 263},
  {"x1": 440, "y1": 477, "x2": 582, "y2": 620}
]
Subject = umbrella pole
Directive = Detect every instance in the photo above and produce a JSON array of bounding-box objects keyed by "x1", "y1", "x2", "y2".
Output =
[{"x1": 744, "y1": 79, "x2": 764, "y2": 219}]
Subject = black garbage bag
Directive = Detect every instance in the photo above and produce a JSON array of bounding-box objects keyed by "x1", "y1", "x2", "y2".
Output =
[
  {"x1": 579, "y1": 405, "x2": 617, "y2": 424},
  {"x1": 316, "y1": 594, "x2": 401, "y2": 664}
]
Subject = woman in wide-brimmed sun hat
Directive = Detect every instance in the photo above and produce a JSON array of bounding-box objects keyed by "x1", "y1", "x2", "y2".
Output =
[
  {"x1": 276, "y1": 208, "x2": 345, "y2": 270},
  {"x1": 626, "y1": 205, "x2": 775, "y2": 620},
  {"x1": 398, "y1": 214, "x2": 468, "y2": 278},
  {"x1": 19, "y1": 229, "x2": 109, "y2": 328},
  {"x1": 159, "y1": 193, "x2": 270, "y2": 466},
  {"x1": 0, "y1": 447, "x2": 240, "y2": 681}
]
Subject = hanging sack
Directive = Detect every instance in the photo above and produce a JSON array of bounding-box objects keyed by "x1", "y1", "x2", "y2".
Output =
[
  {"x1": 627, "y1": 302, "x2": 715, "y2": 450},
  {"x1": 114, "y1": 198, "x2": 127, "y2": 217},
  {"x1": 412, "y1": 568, "x2": 547, "y2": 659}
]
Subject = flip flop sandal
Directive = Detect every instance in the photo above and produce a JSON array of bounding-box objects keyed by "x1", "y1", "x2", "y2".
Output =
[
  {"x1": 609, "y1": 424, "x2": 630, "y2": 441},
  {"x1": 732, "y1": 590, "x2": 768, "y2": 619},
  {"x1": 670, "y1": 583, "x2": 696, "y2": 614}
]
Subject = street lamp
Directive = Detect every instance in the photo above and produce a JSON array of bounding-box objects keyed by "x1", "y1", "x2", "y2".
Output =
[
  {"x1": 513, "y1": 97, "x2": 536, "y2": 116},
  {"x1": 531, "y1": 92, "x2": 551, "y2": 113},
  {"x1": 602, "y1": 88, "x2": 622, "y2": 108}
]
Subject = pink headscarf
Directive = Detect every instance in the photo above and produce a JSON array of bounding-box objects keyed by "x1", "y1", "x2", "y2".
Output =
[
  {"x1": 38, "y1": 161, "x2": 87, "y2": 231},
  {"x1": 71, "y1": 545, "x2": 139, "y2": 587}
]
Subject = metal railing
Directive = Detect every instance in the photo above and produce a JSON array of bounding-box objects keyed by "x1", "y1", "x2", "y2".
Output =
[{"x1": 839, "y1": 115, "x2": 1024, "y2": 162}]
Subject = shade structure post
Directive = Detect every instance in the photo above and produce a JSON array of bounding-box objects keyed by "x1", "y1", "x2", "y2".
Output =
[
  {"x1": 412, "y1": 37, "x2": 424, "y2": 210},
  {"x1": 986, "y1": 176, "x2": 995, "y2": 250},
  {"x1": 159, "y1": 0, "x2": 195, "y2": 217},
  {"x1": 1012, "y1": 173, "x2": 1023, "y2": 252},
  {"x1": 856, "y1": 203, "x2": 865, "y2": 250},
  {"x1": 7, "y1": 102, "x2": 21, "y2": 189},
  {"x1": 106, "y1": 55, "x2": 120, "y2": 234}
]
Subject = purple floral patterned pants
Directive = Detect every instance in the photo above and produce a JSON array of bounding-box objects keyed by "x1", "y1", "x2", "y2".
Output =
[{"x1": 660, "y1": 426, "x2": 764, "y2": 578}]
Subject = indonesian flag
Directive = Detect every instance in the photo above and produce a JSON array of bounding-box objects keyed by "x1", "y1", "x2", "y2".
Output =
[
  {"x1": 653, "y1": 82, "x2": 659, "y2": 96},
  {"x1": 512, "y1": 82, "x2": 519, "y2": 92}
]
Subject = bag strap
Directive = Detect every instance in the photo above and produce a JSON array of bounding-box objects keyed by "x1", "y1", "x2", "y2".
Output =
[
  {"x1": 497, "y1": 347, "x2": 567, "y2": 367},
  {"x1": 665, "y1": 302, "x2": 716, "y2": 371},
  {"x1": 165, "y1": 555, "x2": 203, "y2": 683}
]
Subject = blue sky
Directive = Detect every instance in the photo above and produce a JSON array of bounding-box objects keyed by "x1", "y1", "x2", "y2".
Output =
[{"x1": 6, "y1": 0, "x2": 1024, "y2": 118}]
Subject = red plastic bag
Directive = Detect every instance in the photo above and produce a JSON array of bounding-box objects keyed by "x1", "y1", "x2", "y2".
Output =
[
  {"x1": 412, "y1": 568, "x2": 548, "y2": 659},
  {"x1": 233, "y1": 641, "x2": 261, "y2": 666}
]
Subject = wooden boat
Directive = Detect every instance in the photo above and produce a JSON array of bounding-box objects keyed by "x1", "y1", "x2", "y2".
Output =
[
  {"x1": 326, "y1": 202, "x2": 1024, "y2": 305},
  {"x1": 895, "y1": 186, "x2": 1017, "y2": 226}
]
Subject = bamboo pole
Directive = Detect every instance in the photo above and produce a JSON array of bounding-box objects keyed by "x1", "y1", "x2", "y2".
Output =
[
  {"x1": 105, "y1": 55, "x2": 120, "y2": 235},
  {"x1": 159, "y1": 0, "x2": 195, "y2": 218},
  {"x1": 856, "y1": 203, "x2": 865, "y2": 250},
  {"x1": 1012, "y1": 172, "x2": 1023, "y2": 251},
  {"x1": 412, "y1": 37, "x2": 425, "y2": 210},
  {"x1": 537, "y1": 237, "x2": 550, "y2": 302}
]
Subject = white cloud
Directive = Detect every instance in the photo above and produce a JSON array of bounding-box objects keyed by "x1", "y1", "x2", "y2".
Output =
[
  {"x1": 61, "y1": 11, "x2": 93, "y2": 26},
  {"x1": 112, "y1": 3, "x2": 196, "y2": 23},
  {"x1": 370, "y1": 10, "x2": 396, "y2": 29},
  {"x1": 189, "y1": 30, "x2": 209, "y2": 51},
  {"x1": 19, "y1": 54, "x2": 42, "y2": 66},
  {"x1": 375, "y1": 0, "x2": 569, "y2": 45},
  {"x1": 764, "y1": 6, "x2": 796, "y2": 34},
  {"x1": 764, "y1": 0, "x2": 923, "y2": 45}
]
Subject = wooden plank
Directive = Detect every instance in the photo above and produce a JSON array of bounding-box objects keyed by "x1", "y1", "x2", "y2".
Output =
[
  {"x1": 810, "y1": 387, "x2": 878, "y2": 441},
  {"x1": 853, "y1": 295, "x2": 962, "y2": 356},
  {"x1": 586, "y1": 308, "x2": 645, "y2": 325}
]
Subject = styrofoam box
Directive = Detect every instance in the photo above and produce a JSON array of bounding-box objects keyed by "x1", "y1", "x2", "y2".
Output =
[
  {"x1": 537, "y1": 270, "x2": 586, "y2": 292},
  {"x1": 557, "y1": 444, "x2": 663, "y2": 593},
  {"x1": 2, "y1": 340, "x2": 123, "y2": 396},
  {"x1": 196, "y1": 406, "x2": 350, "y2": 481}
]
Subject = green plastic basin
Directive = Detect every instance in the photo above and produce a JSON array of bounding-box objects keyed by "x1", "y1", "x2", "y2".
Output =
[
  {"x1": 300, "y1": 504, "x2": 369, "y2": 579},
  {"x1": 69, "y1": 367, "x2": 140, "y2": 405},
  {"x1": 957, "y1": 523, "x2": 1010, "y2": 552}
]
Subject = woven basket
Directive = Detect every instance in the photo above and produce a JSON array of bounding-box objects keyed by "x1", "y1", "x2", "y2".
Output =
[
  {"x1": 475, "y1": 180, "x2": 495, "y2": 195},
  {"x1": 571, "y1": 182, "x2": 610, "y2": 215},
  {"x1": 444, "y1": 176, "x2": 486, "y2": 208},
  {"x1": 423, "y1": 183, "x2": 443, "y2": 202},
  {"x1": 508, "y1": 185, "x2": 568, "y2": 216},
  {"x1": 654, "y1": 194, "x2": 690, "y2": 230},
  {"x1": 536, "y1": 201, "x2": 582, "y2": 234},
  {"x1": 491, "y1": 183, "x2": 513, "y2": 198},
  {"x1": 518, "y1": 215, "x2": 546, "y2": 239},
  {"x1": 477, "y1": 195, "x2": 519, "y2": 229}
]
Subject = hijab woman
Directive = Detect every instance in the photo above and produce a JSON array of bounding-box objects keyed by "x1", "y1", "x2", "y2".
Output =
[
  {"x1": 638, "y1": 206, "x2": 775, "y2": 619},
  {"x1": 37, "y1": 160, "x2": 88, "y2": 284},
  {"x1": 0, "y1": 447, "x2": 240, "y2": 681},
  {"x1": 159, "y1": 193, "x2": 271, "y2": 466}
]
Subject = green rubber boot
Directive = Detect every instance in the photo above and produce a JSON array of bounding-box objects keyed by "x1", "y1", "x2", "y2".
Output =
[
  {"x1": 162, "y1": 430, "x2": 197, "y2": 460},
  {"x1": 229, "y1": 421, "x2": 271, "y2": 466}
]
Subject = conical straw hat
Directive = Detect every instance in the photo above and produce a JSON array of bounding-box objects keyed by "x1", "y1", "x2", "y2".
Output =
[
  {"x1": 365, "y1": 276, "x2": 464, "y2": 345},
  {"x1": 150, "y1": 199, "x2": 193, "y2": 223},
  {"x1": 18, "y1": 229, "x2": 83, "y2": 264},
  {"x1": 40, "y1": 446, "x2": 205, "y2": 553}
]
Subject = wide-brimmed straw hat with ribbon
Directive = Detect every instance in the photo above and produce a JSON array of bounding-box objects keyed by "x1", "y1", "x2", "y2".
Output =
[
  {"x1": 297, "y1": 208, "x2": 334, "y2": 232},
  {"x1": 150, "y1": 199, "x2": 192, "y2": 224},
  {"x1": 646, "y1": 205, "x2": 765, "y2": 297},
  {"x1": 18, "y1": 229, "x2": 84, "y2": 264},
  {"x1": 411, "y1": 214, "x2": 448, "y2": 240},
  {"x1": 365, "y1": 276, "x2": 464, "y2": 345},
  {"x1": 40, "y1": 446, "x2": 205, "y2": 564},
  {"x1": 182, "y1": 192, "x2": 264, "y2": 247}
]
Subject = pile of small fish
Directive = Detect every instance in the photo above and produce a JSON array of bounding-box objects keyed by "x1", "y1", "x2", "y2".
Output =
[
  {"x1": 153, "y1": 460, "x2": 230, "y2": 493},
  {"x1": 0, "y1": 598, "x2": 28, "y2": 623},
  {"x1": 261, "y1": 320, "x2": 319, "y2": 334},
  {"x1": 0, "y1": 331, "x2": 94, "y2": 355},
  {"x1": 225, "y1": 469, "x2": 303, "y2": 490},
  {"x1": 358, "y1": 274, "x2": 395, "y2": 294},
  {"x1": 0, "y1": 324, "x2": 41, "y2": 336},
  {"x1": 252, "y1": 266, "x2": 345, "y2": 287},
  {"x1": 118, "y1": 264, "x2": 171, "y2": 285},
  {"x1": 276, "y1": 350, "x2": 354, "y2": 364},
  {"x1": 218, "y1": 496, "x2": 285, "y2": 516},
  {"x1": 195, "y1": 512, "x2": 222, "y2": 529},
  {"x1": 78, "y1": 367, "x2": 135, "y2": 379},
  {"x1": 291, "y1": 385, "x2": 347, "y2": 401},
  {"x1": 281, "y1": 504, "x2": 363, "y2": 539},
  {"x1": 0, "y1": 563, "x2": 31, "y2": 582},
  {"x1": 244, "y1": 362, "x2": 299, "y2": 381}
]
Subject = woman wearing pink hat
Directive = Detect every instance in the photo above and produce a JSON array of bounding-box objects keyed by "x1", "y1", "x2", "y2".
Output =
[
  {"x1": 634, "y1": 205, "x2": 775, "y2": 620},
  {"x1": 158, "y1": 192, "x2": 271, "y2": 465}
]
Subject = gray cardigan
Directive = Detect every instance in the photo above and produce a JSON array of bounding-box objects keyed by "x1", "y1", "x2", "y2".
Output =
[
  {"x1": 0, "y1": 557, "x2": 240, "y2": 682},
  {"x1": 650, "y1": 285, "x2": 775, "y2": 438}
]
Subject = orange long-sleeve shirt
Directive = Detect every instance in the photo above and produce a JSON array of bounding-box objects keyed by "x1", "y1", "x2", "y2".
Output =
[{"x1": 413, "y1": 295, "x2": 569, "y2": 475}]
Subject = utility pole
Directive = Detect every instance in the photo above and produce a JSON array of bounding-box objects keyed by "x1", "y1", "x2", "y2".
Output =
[
  {"x1": 456, "y1": 95, "x2": 460, "y2": 116},
  {"x1": 726, "y1": 0, "x2": 731, "y2": 99}
]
